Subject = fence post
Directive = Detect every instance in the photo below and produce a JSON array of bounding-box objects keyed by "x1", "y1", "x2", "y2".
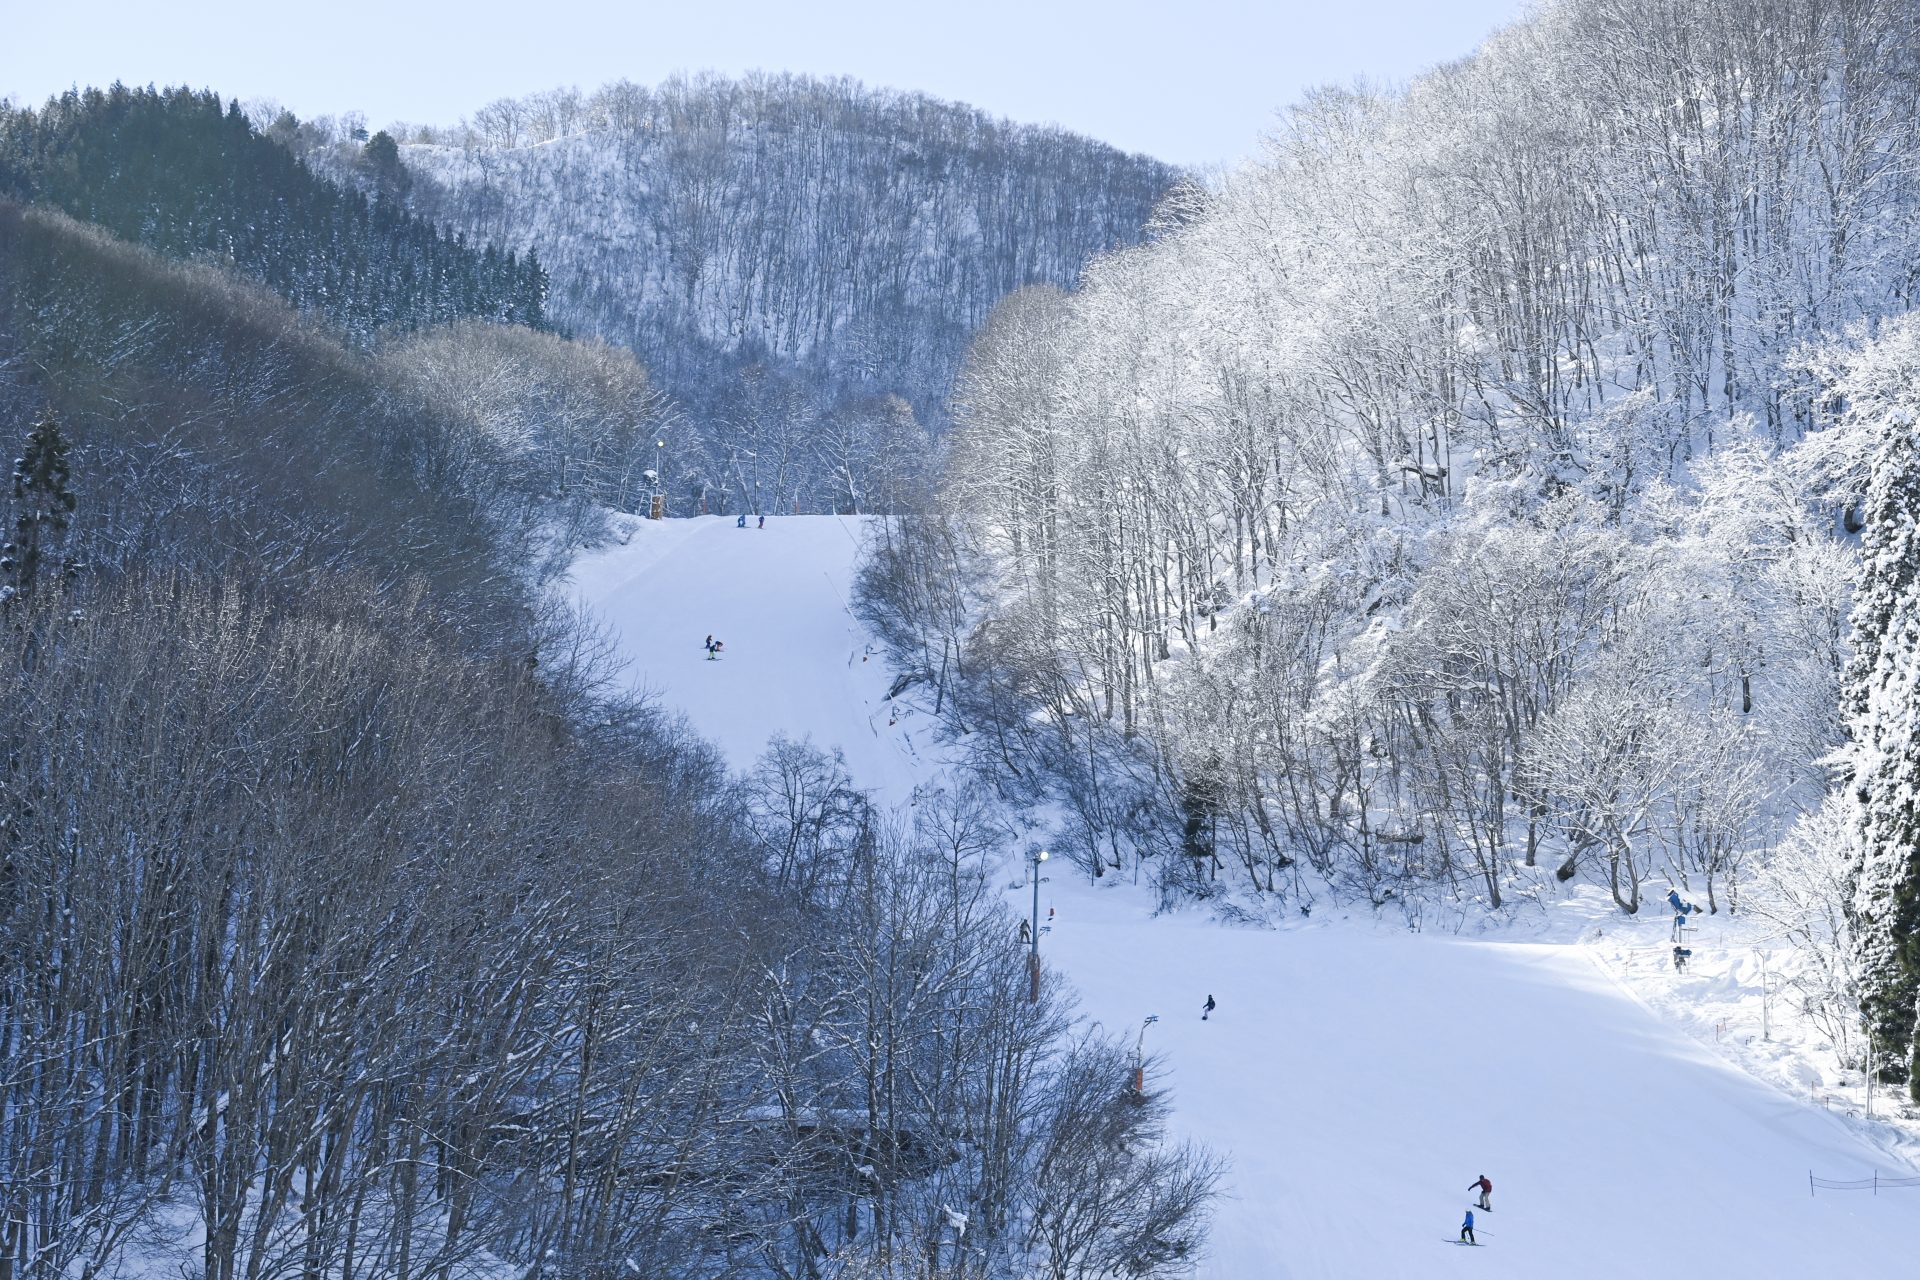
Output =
[
  {"x1": 1874, "y1": 1171, "x2": 1878, "y2": 1196},
  {"x1": 1809, "y1": 1170, "x2": 1815, "y2": 1198}
]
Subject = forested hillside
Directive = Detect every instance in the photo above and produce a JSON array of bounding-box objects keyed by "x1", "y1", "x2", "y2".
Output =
[
  {"x1": 0, "y1": 192, "x2": 1212, "y2": 1276},
  {"x1": 863, "y1": 0, "x2": 1920, "y2": 993},
  {"x1": 0, "y1": 85, "x2": 548, "y2": 342},
  {"x1": 300, "y1": 73, "x2": 1180, "y2": 514}
]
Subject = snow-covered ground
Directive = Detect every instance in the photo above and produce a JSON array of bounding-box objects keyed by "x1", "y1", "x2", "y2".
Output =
[
  {"x1": 565, "y1": 514, "x2": 1920, "y2": 1277},
  {"x1": 566, "y1": 513, "x2": 936, "y2": 805}
]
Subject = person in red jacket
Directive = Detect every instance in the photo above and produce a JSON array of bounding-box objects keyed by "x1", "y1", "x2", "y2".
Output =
[{"x1": 1469, "y1": 1174, "x2": 1492, "y2": 1210}]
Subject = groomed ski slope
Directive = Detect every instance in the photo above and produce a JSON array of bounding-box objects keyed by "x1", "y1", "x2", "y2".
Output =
[
  {"x1": 566, "y1": 515, "x2": 1920, "y2": 1278},
  {"x1": 565, "y1": 514, "x2": 930, "y2": 804}
]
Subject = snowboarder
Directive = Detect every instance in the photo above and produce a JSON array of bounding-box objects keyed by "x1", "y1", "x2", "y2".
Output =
[
  {"x1": 1018, "y1": 918, "x2": 1031, "y2": 945},
  {"x1": 1202, "y1": 994, "x2": 1216, "y2": 1021},
  {"x1": 707, "y1": 639, "x2": 724, "y2": 661},
  {"x1": 1468, "y1": 1174, "x2": 1491, "y2": 1210},
  {"x1": 1459, "y1": 1209, "x2": 1476, "y2": 1244},
  {"x1": 758, "y1": 514, "x2": 766, "y2": 529},
  {"x1": 1672, "y1": 945, "x2": 1692, "y2": 972}
]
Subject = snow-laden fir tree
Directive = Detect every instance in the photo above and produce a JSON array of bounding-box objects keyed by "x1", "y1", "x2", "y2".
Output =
[{"x1": 1841, "y1": 319, "x2": 1920, "y2": 1096}]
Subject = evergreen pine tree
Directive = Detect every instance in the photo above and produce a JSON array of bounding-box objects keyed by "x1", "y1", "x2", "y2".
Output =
[
  {"x1": 1181, "y1": 753, "x2": 1226, "y2": 875},
  {"x1": 359, "y1": 130, "x2": 411, "y2": 203},
  {"x1": 3, "y1": 410, "x2": 78, "y2": 600},
  {"x1": 1847, "y1": 395, "x2": 1920, "y2": 1097}
]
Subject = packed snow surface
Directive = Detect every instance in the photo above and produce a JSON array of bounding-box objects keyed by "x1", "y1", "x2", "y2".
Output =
[
  {"x1": 1052, "y1": 905, "x2": 1920, "y2": 1276},
  {"x1": 566, "y1": 514, "x2": 931, "y2": 803},
  {"x1": 567, "y1": 514, "x2": 1920, "y2": 1277}
]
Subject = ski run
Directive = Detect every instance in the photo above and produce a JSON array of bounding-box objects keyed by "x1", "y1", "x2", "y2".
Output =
[{"x1": 564, "y1": 513, "x2": 1920, "y2": 1277}]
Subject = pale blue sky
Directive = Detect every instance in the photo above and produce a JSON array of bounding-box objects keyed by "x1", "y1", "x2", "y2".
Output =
[{"x1": 5, "y1": 0, "x2": 1529, "y2": 167}]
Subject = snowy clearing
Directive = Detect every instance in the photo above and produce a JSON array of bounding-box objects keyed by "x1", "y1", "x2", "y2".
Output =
[{"x1": 565, "y1": 514, "x2": 1920, "y2": 1277}]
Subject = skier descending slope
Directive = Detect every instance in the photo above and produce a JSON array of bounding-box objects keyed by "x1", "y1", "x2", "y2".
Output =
[{"x1": 1459, "y1": 1209, "x2": 1477, "y2": 1245}]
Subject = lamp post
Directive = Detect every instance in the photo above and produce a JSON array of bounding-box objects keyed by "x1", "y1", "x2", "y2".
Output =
[
  {"x1": 1133, "y1": 1014, "x2": 1159, "y2": 1095},
  {"x1": 1028, "y1": 849, "x2": 1049, "y2": 1002},
  {"x1": 1758, "y1": 950, "x2": 1774, "y2": 1042}
]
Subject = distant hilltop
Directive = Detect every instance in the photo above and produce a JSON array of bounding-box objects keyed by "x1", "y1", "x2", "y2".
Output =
[{"x1": 298, "y1": 71, "x2": 1181, "y2": 437}]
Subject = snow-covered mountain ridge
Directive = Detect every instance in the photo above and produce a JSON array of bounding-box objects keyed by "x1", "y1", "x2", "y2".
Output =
[{"x1": 348, "y1": 74, "x2": 1177, "y2": 460}]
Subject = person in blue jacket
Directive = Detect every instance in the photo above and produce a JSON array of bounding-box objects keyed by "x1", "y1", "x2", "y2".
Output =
[
  {"x1": 736, "y1": 513, "x2": 748, "y2": 528},
  {"x1": 1459, "y1": 1208, "x2": 1476, "y2": 1244}
]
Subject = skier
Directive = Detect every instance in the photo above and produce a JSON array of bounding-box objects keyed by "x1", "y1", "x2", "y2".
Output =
[
  {"x1": 1202, "y1": 994, "x2": 1216, "y2": 1021},
  {"x1": 1468, "y1": 1174, "x2": 1491, "y2": 1210},
  {"x1": 1672, "y1": 944, "x2": 1692, "y2": 972},
  {"x1": 758, "y1": 514, "x2": 766, "y2": 529},
  {"x1": 736, "y1": 513, "x2": 747, "y2": 528},
  {"x1": 1459, "y1": 1209, "x2": 1476, "y2": 1245},
  {"x1": 707, "y1": 639, "x2": 724, "y2": 661}
]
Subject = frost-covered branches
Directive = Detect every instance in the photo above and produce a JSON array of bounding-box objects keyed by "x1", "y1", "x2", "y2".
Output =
[
  {"x1": 869, "y1": 0, "x2": 1920, "y2": 917},
  {"x1": 1832, "y1": 317, "x2": 1920, "y2": 1095},
  {"x1": 379, "y1": 319, "x2": 671, "y2": 511},
  {"x1": 317, "y1": 73, "x2": 1178, "y2": 513}
]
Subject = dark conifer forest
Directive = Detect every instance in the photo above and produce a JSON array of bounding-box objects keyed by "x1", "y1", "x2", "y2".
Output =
[{"x1": 0, "y1": 85, "x2": 549, "y2": 343}]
